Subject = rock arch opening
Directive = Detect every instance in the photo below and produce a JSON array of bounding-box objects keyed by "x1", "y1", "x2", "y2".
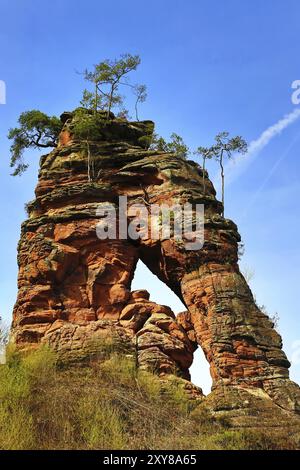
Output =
[
  {"x1": 132, "y1": 260, "x2": 212, "y2": 394},
  {"x1": 132, "y1": 260, "x2": 185, "y2": 313}
]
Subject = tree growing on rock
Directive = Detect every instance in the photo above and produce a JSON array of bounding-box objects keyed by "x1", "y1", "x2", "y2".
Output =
[
  {"x1": 167, "y1": 133, "x2": 190, "y2": 158},
  {"x1": 200, "y1": 132, "x2": 247, "y2": 216},
  {"x1": 8, "y1": 110, "x2": 62, "y2": 176},
  {"x1": 71, "y1": 109, "x2": 106, "y2": 181},
  {"x1": 81, "y1": 53, "x2": 146, "y2": 119},
  {"x1": 194, "y1": 145, "x2": 217, "y2": 195},
  {"x1": 151, "y1": 133, "x2": 190, "y2": 159},
  {"x1": 8, "y1": 54, "x2": 146, "y2": 178},
  {"x1": 133, "y1": 84, "x2": 147, "y2": 121},
  {"x1": 214, "y1": 132, "x2": 247, "y2": 216}
]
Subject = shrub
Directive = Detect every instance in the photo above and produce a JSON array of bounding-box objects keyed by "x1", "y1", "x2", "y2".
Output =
[
  {"x1": 99, "y1": 354, "x2": 136, "y2": 386},
  {"x1": 76, "y1": 396, "x2": 125, "y2": 449},
  {"x1": 137, "y1": 370, "x2": 161, "y2": 400},
  {"x1": 0, "y1": 346, "x2": 298, "y2": 450}
]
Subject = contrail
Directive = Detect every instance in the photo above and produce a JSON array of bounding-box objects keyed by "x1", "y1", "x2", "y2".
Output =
[
  {"x1": 212, "y1": 107, "x2": 300, "y2": 189},
  {"x1": 241, "y1": 129, "x2": 300, "y2": 219}
]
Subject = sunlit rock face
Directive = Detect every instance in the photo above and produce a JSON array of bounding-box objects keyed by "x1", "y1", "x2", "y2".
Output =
[{"x1": 11, "y1": 111, "x2": 300, "y2": 420}]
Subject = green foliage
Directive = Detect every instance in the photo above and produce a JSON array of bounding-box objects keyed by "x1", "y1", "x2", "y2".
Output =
[
  {"x1": 194, "y1": 145, "x2": 218, "y2": 194},
  {"x1": 72, "y1": 109, "x2": 106, "y2": 141},
  {"x1": 136, "y1": 121, "x2": 155, "y2": 149},
  {"x1": 81, "y1": 53, "x2": 144, "y2": 118},
  {"x1": 196, "y1": 131, "x2": 247, "y2": 215},
  {"x1": 0, "y1": 346, "x2": 56, "y2": 449},
  {"x1": 0, "y1": 346, "x2": 296, "y2": 450},
  {"x1": 167, "y1": 133, "x2": 190, "y2": 158},
  {"x1": 71, "y1": 109, "x2": 107, "y2": 181},
  {"x1": 151, "y1": 132, "x2": 190, "y2": 158},
  {"x1": 116, "y1": 108, "x2": 131, "y2": 120},
  {"x1": 195, "y1": 145, "x2": 217, "y2": 163},
  {"x1": 214, "y1": 132, "x2": 247, "y2": 215},
  {"x1": 86, "y1": 53, "x2": 140, "y2": 89},
  {"x1": 99, "y1": 354, "x2": 137, "y2": 385},
  {"x1": 8, "y1": 110, "x2": 62, "y2": 176},
  {"x1": 214, "y1": 131, "x2": 248, "y2": 157},
  {"x1": 80, "y1": 89, "x2": 105, "y2": 112},
  {"x1": 149, "y1": 134, "x2": 168, "y2": 151},
  {"x1": 162, "y1": 379, "x2": 191, "y2": 415},
  {"x1": 76, "y1": 397, "x2": 125, "y2": 449},
  {"x1": 8, "y1": 53, "x2": 147, "y2": 178},
  {"x1": 136, "y1": 370, "x2": 161, "y2": 399},
  {"x1": 133, "y1": 84, "x2": 147, "y2": 121},
  {"x1": 210, "y1": 429, "x2": 293, "y2": 450}
]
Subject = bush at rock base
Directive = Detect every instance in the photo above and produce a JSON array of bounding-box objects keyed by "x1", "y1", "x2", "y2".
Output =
[{"x1": 0, "y1": 346, "x2": 298, "y2": 450}]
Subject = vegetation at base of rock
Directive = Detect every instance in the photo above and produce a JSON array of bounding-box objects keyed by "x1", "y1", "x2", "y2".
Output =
[{"x1": 0, "y1": 346, "x2": 298, "y2": 450}]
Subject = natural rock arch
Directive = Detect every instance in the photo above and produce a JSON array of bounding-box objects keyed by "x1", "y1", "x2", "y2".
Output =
[
  {"x1": 132, "y1": 260, "x2": 212, "y2": 393},
  {"x1": 11, "y1": 111, "x2": 300, "y2": 419}
]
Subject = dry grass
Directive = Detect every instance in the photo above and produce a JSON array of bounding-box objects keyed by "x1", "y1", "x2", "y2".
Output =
[{"x1": 0, "y1": 346, "x2": 298, "y2": 450}]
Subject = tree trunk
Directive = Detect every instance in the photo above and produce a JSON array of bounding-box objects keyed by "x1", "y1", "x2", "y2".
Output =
[
  {"x1": 92, "y1": 144, "x2": 95, "y2": 179},
  {"x1": 135, "y1": 99, "x2": 139, "y2": 121},
  {"x1": 202, "y1": 156, "x2": 206, "y2": 195},
  {"x1": 107, "y1": 84, "x2": 115, "y2": 120},
  {"x1": 95, "y1": 83, "x2": 98, "y2": 114},
  {"x1": 220, "y1": 150, "x2": 225, "y2": 216},
  {"x1": 87, "y1": 140, "x2": 91, "y2": 182}
]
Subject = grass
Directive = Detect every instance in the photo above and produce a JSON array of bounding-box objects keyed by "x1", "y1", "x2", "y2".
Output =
[{"x1": 0, "y1": 345, "x2": 298, "y2": 450}]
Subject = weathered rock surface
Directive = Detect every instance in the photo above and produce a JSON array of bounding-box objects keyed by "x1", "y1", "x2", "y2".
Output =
[{"x1": 11, "y1": 111, "x2": 300, "y2": 423}]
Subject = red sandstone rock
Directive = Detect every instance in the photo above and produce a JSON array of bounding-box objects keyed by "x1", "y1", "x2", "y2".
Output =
[
  {"x1": 11, "y1": 111, "x2": 300, "y2": 415},
  {"x1": 131, "y1": 290, "x2": 150, "y2": 301}
]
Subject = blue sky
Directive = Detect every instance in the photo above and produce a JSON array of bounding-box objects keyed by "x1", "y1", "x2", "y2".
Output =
[{"x1": 0, "y1": 0, "x2": 299, "y2": 393}]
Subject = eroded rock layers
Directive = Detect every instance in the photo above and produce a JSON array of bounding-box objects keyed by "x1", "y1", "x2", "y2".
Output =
[{"x1": 12, "y1": 111, "x2": 300, "y2": 415}]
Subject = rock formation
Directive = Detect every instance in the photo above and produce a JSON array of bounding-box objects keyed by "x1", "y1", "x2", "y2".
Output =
[{"x1": 11, "y1": 110, "x2": 300, "y2": 424}]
